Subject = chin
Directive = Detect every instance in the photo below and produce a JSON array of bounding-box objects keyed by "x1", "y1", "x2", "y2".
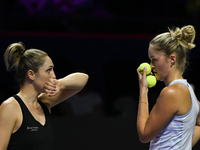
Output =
[
  {"x1": 155, "y1": 74, "x2": 158, "y2": 80},
  {"x1": 155, "y1": 75, "x2": 162, "y2": 82},
  {"x1": 158, "y1": 78, "x2": 165, "y2": 82}
]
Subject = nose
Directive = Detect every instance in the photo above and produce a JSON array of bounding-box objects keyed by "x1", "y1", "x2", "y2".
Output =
[
  {"x1": 150, "y1": 61, "x2": 154, "y2": 70},
  {"x1": 51, "y1": 70, "x2": 56, "y2": 79}
]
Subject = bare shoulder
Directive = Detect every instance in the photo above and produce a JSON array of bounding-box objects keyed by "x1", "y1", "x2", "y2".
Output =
[
  {"x1": 0, "y1": 97, "x2": 20, "y2": 116},
  {"x1": 159, "y1": 83, "x2": 189, "y2": 100},
  {"x1": 155, "y1": 86, "x2": 178, "y2": 114},
  {"x1": 157, "y1": 83, "x2": 191, "y2": 115},
  {"x1": 0, "y1": 97, "x2": 21, "y2": 146},
  {"x1": 1, "y1": 97, "x2": 19, "y2": 108},
  {"x1": 158, "y1": 85, "x2": 177, "y2": 103}
]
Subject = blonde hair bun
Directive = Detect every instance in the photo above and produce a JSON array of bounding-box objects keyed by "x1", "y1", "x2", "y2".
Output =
[{"x1": 169, "y1": 25, "x2": 195, "y2": 50}]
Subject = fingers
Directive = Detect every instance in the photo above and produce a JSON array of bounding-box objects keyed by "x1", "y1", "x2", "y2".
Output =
[
  {"x1": 137, "y1": 65, "x2": 148, "y2": 89},
  {"x1": 44, "y1": 78, "x2": 57, "y2": 93},
  {"x1": 44, "y1": 83, "x2": 56, "y2": 91},
  {"x1": 137, "y1": 66, "x2": 147, "y2": 77},
  {"x1": 47, "y1": 78, "x2": 56, "y2": 87},
  {"x1": 143, "y1": 66, "x2": 147, "y2": 77},
  {"x1": 45, "y1": 88, "x2": 58, "y2": 97},
  {"x1": 136, "y1": 68, "x2": 140, "y2": 75},
  {"x1": 46, "y1": 89, "x2": 59, "y2": 97},
  {"x1": 44, "y1": 78, "x2": 61, "y2": 97}
]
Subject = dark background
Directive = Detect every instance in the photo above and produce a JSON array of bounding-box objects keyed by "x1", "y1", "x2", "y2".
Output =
[{"x1": 0, "y1": 0, "x2": 200, "y2": 149}]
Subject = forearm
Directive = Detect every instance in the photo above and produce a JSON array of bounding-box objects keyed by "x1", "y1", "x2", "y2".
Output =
[
  {"x1": 137, "y1": 91, "x2": 150, "y2": 143},
  {"x1": 40, "y1": 72, "x2": 89, "y2": 108},
  {"x1": 59, "y1": 72, "x2": 89, "y2": 90}
]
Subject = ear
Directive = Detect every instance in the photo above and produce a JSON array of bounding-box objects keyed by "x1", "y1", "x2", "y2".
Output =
[
  {"x1": 27, "y1": 69, "x2": 35, "y2": 80},
  {"x1": 169, "y1": 54, "x2": 176, "y2": 67}
]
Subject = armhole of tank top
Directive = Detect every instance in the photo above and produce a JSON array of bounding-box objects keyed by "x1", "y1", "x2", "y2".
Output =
[
  {"x1": 38, "y1": 100, "x2": 51, "y2": 115},
  {"x1": 172, "y1": 81, "x2": 194, "y2": 118},
  {"x1": 12, "y1": 95, "x2": 24, "y2": 134}
]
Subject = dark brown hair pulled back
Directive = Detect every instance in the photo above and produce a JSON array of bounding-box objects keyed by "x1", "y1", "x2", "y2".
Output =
[{"x1": 4, "y1": 42, "x2": 48, "y2": 87}]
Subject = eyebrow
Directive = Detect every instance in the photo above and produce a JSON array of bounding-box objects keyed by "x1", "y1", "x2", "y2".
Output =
[
  {"x1": 150, "y1": 55, "x2": 155, "y2": 58},
  {"x1": 46, "y1": 65, "x2": 54, "y2": 69},
  {"x1": 149, "y1": 55, "x2": 155, "y2": 58}
]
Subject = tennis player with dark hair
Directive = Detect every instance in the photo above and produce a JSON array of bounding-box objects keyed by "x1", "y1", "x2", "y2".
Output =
[{"x1": 0, "y1": 42, "x2": 89, "y2": 150}]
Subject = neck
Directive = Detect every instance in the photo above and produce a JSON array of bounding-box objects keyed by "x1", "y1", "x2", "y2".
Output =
[
  {"x1": 164, "y1": 70, "x2": 183, "y2": 86},
  {"x1": 18, "y1": 82, "x2": 40, "y2": 105}
]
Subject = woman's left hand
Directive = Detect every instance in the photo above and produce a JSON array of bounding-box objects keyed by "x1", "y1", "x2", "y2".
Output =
[{"x1": 44, "y1": 78, "x2": 61, "y2": 97}]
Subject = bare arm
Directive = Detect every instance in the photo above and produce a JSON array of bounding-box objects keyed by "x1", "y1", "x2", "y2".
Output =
[
  {"x1": 137, "y1": 68, "x2": 187, "y2": 143},
  {"x1": 39, "y1": 72, "x2": 89, "y2": 109},
  {"x1": 137, "y1": 87, "x2": 179, "y2": 143},
  {"x1": 0, "y1": 98, "x2": 19, "y2": 150},
  {"x1": 136, "y1": 67, "x2": 149, "y2": 142}
]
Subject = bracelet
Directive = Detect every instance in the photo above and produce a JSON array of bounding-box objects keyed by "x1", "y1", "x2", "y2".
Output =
[
  {"x1": 139, "y1": 101, "x2": 149, "y2": 105},
  {"x1": 139, "y1": 96, "x2": 147, "y2": 99}
]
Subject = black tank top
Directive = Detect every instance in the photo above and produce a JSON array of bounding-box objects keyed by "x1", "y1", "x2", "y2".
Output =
[{"x1": 7, "y1": 95, "x2": 55, "y2": 150}]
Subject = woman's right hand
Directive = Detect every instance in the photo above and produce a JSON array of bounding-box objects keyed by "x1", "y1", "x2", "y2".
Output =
[{"x1": 137, "y1": 66, "x2": 148, "y2": 91}]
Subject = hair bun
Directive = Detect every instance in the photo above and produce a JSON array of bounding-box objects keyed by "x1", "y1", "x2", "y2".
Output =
[
  {"x1": 169, "y1": 25, "x2": 195, "y2": 50},
  {"x1": 4, "y1": 42, "x2": 26, "y2": 71},
  {"x1": 170, "y1": 27, "x2": 182, "y2": 40}
]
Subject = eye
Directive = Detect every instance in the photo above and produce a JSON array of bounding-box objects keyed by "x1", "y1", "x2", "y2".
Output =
[
  {"x1": 47, "y1": 68, "x2": 51, "y2": 73},
  {"x1": 150, "y1": 58, "x2": 156, "y2": 66}
]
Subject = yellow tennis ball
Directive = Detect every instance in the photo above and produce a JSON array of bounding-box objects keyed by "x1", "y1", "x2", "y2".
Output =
[
  {"x1": 146, "y1": 75, "x2": 157, "y2": 88},
  {"x1": 139, "y1": 62, "x2": 151, "y2": 75}
]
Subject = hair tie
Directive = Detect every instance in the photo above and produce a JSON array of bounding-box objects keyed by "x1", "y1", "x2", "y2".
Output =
[
  {"x1": 169, "y1": 31, "x2": 174, "y2": 41},
  {"x1": 19, "y1": 41, "x2": 26, "y2": 54}
]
